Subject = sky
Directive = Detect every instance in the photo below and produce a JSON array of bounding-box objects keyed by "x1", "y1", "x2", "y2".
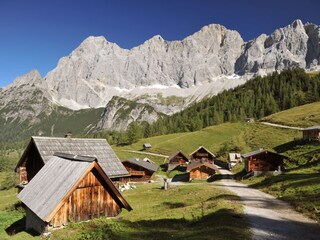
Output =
[{"x1": 1, "y1": 0, "x2": 320, "y2": 88}]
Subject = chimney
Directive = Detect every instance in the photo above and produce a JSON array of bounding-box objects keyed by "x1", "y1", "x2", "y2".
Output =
[{"x1": 65, "y1": 131, "x2": 72, "y2": 138}]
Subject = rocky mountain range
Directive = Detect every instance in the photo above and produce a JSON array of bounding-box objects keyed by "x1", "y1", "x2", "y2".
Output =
[{"x1": 0, "y1": 19, "x2": 320, "y2": 138}]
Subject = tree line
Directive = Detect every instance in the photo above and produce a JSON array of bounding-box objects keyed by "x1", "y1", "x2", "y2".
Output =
[{"x1": 93, "y1": 69, "x2": 320, "y2": 145}]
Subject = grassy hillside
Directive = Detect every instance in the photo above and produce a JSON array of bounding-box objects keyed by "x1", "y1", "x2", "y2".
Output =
[
  {"x1": 262, "y1": 101, "x2": 320, "y2": 127},
  {"x1": 114, "y1": 122, "x2": 300, "y2": 160},
  {"x1": 114, "y1": 120, "x2": 319, "y2": 221}
]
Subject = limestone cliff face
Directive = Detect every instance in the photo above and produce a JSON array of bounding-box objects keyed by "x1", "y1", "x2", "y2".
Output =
[{"x1": 1, "y1": 19, "x2": 320, "y2": 132}]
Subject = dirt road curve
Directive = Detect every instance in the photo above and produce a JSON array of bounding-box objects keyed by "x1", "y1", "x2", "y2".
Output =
[{"x1": 217, "y1": 169, "x2": 320, "y2": 240}]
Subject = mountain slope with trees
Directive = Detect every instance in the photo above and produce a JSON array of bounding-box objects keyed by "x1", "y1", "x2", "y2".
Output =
[{"x1": 145, "y1": 69, "x2": 320, "y2": 137}]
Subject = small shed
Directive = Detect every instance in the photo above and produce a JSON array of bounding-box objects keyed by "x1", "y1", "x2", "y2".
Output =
[
  {"x1": 18, "y1": 153, "x2": 132, "y2": 234},
  {"x1": 242, "y1": 149, "x2": 287, "y2": 175},
  {"x1": 167, "y1": 150, "x2": 190, "y2": 170},
  {"x1": 228, "y1": 153, "x2": 242, "y2": 169},
  {"x1": 302, "y1": 126, "x2": 320, "y2": 141},
  {"x1": 189, "y1": 146, "x2": 216, "y2": 164},
  {"x1": 187, "y1": 161, "x2": 219, "y2": 179},
  {"x1": 143, "y1": 143, "x2": 152, "y2": 150},
  {"x1": 15, "y1": 136, "x2": 129, "y2": 186},
  {"x1": 122, "y1": 158, "x2": 159, "y2": 182}
]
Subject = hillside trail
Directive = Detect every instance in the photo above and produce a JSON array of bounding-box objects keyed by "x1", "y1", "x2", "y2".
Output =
[
  {"x1": 260, "y1": 122, "x2": 304, "y2": 130},
  {"x1": 216, "y1": 168, "x2": 320, "y2": 240}
]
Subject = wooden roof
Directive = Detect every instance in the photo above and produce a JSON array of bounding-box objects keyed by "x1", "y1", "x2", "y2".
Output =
[
  {"x1": 189, "y1": 146, "x2": 216, "y2": 157},
  {"x1": 18, "y1": 155, "x2": 132, "y2": 222},
  {"x1": 168, "y1": 150, "x2": 190, "y2": 161},
  {"x1": 16, "y1": 136, "x2": 129, "y2": 178},
  {"x1": 242, "y1": 149, "x2": 288, "y2": 159},
  {"x1": 122, "y1": 158, "x2": 159, "y2": 172},
  {"x1": 187, "y1": 161, "x2": 219, "y2": 172}
]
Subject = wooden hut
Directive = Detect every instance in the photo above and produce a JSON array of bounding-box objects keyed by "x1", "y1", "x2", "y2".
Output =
[
  {"x1": 143, "y1": 143, "x2": 152, "y2": 150},
  {"x1": 189, "y1": 146, "x2": 216, "y2": 164},
  {"x1": 122, "y1": 158, "x2": 159, "y2": 182},
  {"x1": 227, "y1": 153, "x2": 242, "y2": 169},
  {"x1": 167, "y1": 150, "x2": 190, "y2": 170},
  {"x1": 242, "y1": 149, "x2": 287, "y2": 175},
  {"x1": 187, "y1": 161, "x2": 219, "y2": 179},
  {"x1": 302, "y1": 126, "x2": 320, "y2": 141},
  {"x1": 18, "y1": 153, "x2": 132, "y2": 234},
  {"x1": 15, "y1": 136, "x2": 129, "y2": 187}
]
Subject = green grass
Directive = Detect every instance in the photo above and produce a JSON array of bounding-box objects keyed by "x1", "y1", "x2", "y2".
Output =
[
  {"x1": 0, "y1": 172, "x2": 39, "y2": 240},
  {"x1": 114, "y1": 122, "x2": 249, "y2": 156},
  {"x1": 50, "y1": 183, "x2": 251, "y2": 240},
  {"x1": 262, "y1": 101, "x2": 320, "y2": 127}
]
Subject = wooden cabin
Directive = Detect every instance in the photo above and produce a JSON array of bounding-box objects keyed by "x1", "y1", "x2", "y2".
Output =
[
  {"x1": 228, "y1": 153, "x2": 242, "y2": 169},
  {"x1": 18, "y1": 153, "x2": 132, "y2": 234},
  {"x1": 143, "y1": 143, "x2": 152, "y2": 150},
  {"x1": 189, "y1": 146, "x2": 216, "y2": 164},
  {"x1": 167, "y1": 150, "x2": 190, "y2": 170},
  {"x1": 242, "y1": 149, "x2": 287, "y2": 175},
  {"x1": 302, "y1": 126, "x2": 320, "y2": 141},
  {"x1": 122, "y1": 158, "x2": 159, "y2": 182},
  {"x1": 15, "y1": 136, "x2": 129, "y2": 187},
  {"x1": 187, "y1": 161, "x2": 219, "y2": 179}
]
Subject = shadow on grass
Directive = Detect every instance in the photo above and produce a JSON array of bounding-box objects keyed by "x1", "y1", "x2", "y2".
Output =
[
  {"x1": 5, "y1": 216, "x2": 40, "y2": 237},
  {"x1": 171, "y1": 173, "x2": 190, "y2": 182},
  {"x1": 113, "y1": 209, "x2": 249, "y2": 240}
]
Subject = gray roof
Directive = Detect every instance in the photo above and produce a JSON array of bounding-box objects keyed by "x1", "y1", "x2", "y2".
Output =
[
  {"x1": 242, "y1": 149, "x2": 287, "y2": 159},
  {"x1": 18, "y1": 156, "x2": 93, "y2": 221},
  {"x1": 18, "y1": 156, "x2": 131, "y2": 222},
  {"x1": 242, "y1": 149, "x2": 266, "y2": 158},
  {"x1": 18, "y1": 136, "x2": 128, "y2": 178},
  {"x1": 303, "y1": 126, "x2": 320, "y2": 130},
  {"x1": 168, "y1": 150, "x2": 190, "y2": 161},
  {"x1": 123, "y1": 158, "x2": 159, "y2": 172},
  {"x1": 187, "y1": 161, "x2": 219, "y2": 172}
]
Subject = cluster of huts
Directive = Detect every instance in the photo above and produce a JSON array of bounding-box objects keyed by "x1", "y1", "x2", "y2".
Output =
[
  {"x1": 16, "y1": 126, "x2": 314, "y2": 234},
  {"x1": 167, "y1": 146, "x2": 219, "y2": 180}
]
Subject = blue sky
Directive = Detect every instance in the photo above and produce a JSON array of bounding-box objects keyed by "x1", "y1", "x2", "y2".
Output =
[{"x1": 1, "y1": 0, "x2": 320, "y2": 88}]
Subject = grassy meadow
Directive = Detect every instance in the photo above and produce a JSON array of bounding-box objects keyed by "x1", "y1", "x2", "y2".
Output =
[
  {"x1": 0, "y1": 103, "x2": 319, "y2": 238},
  {"x1": 50, "y1": 183, "x2": 251, "y2": 240},
  {"x1": 261, "y1": 101, "x2": 320, "y2": 127}
]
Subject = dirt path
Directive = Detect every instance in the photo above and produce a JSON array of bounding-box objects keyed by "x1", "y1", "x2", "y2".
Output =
[
  {"x1": 216, "y1": 169, "x2": 320, "y2": 240},
  {"x1": 260, "y1": 122, "x2": 304, "y2": 131}
]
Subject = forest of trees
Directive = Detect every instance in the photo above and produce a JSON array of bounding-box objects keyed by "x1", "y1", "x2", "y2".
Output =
[{"x1": 96, "y1": 69, "x2": 320, "y2": 145}]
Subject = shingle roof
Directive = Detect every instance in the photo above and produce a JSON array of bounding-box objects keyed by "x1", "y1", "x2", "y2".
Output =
[
  {"x1": 168, "y1": 150, "x2": 190, "y2": 161},
  {"x1": 242, "y1": 149, "x2": 266, "y2": 158},
  {"x1": 189, "y1": 146, "x2": 216, "y2": 157},
  {"x1": 242, "y1": 149, "x2": 287, "y2": 159},
  {"x1": 187, "y1": 161, "x2": 219, "y2": 172},
  {"x1": 18, "y1": 156, "x2": 132, "y2": 222},
  {"x1": 123, "y1": 158, "x2": 159, "y2": 172},
  {"x1": 17, "y1": 136, "x2": 128, "y2": 178}
]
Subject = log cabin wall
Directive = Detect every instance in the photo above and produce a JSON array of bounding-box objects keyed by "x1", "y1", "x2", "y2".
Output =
[
  {"x1": 303, "y1": 130, "x2": 320, "y2": 141},
  {"x1": 191, "y1": 149, "x2": 213, "y2": 163},
  {"x1": 19, "y1": 144, "x2": 44, "y2": 183},
  {"x1": 123, "y1": 163, "x2": 153, "y2": 182},
  {"x1": 190, "y1": 166, "x2": 215, "y2": 179},
  {"x1": 49, "y1": 170, "x2": 121, "y2": 228},
  {"x1": 247, "y1": 155, "x2": 283, "y2": 172}
]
